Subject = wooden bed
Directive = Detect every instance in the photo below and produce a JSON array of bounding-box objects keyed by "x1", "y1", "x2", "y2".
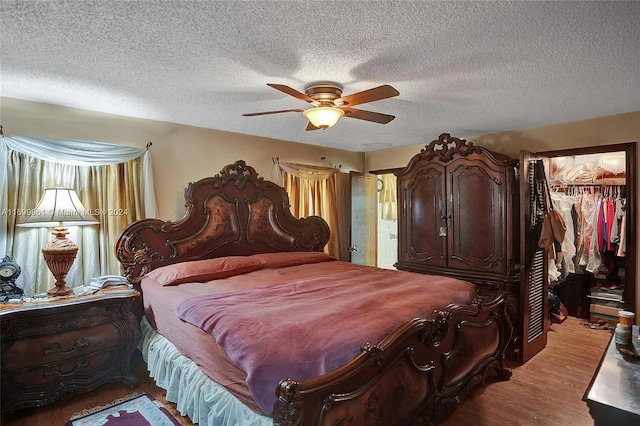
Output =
[{"x1": 115, "y1": 160, "x2": 514, "y2": 426}]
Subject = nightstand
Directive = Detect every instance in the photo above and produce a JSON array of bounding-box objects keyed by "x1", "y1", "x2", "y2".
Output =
[{"x1": 0, "y1": 288, "x2": 141, "y2": 414}]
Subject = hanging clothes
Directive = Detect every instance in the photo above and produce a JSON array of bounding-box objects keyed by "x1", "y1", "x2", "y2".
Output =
[
  {"x1": 576, "y1": 191, "x2": 602, "y2": 273},
  {"x1": 596, "y1": 197, "x2": 603, "y2": 252},
  {"x1": 550, "y1": 192, "x2": 577, "y2": 280},
  {"x1": 606, "y1": 196, "x2": 615, "y2": 251},
  {"x1": 617, "y1": 198, "x2": 627, "y2": 257},
  {"x1": 585, "y1": 196, "x2": 603, "y2": 274}
]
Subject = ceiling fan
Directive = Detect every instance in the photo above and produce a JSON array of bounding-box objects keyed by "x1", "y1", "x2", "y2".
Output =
[{"x1": 242, "y1": 81, "x2": 399, "y2": 130}]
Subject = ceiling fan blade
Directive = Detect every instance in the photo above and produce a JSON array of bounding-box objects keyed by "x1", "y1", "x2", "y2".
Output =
[
  {"x1": 306, "y1": 121, "x2": 321, "y2": 131},
  {"x1": 336, "y1": 85, "x2": 399, "y2": 107},
  {"x1": 267, "y1": 84, "x2": 319, "y2": 105},
  {"x1": 342, "y1": 107, "x2": 395, "y2": 124},
  {"x1": 242, "y1": 108, "x2": 304, "y2": 117}
]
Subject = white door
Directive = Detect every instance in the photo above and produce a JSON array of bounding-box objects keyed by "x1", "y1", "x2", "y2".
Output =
[{"x1": 350, "y1": 171, "x2": 377, "y2": 265}]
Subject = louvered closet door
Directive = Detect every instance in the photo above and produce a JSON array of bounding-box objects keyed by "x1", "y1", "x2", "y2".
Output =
[
  {"x1": 447, "y1": 157, "x2": 507, "y2": 274},
  {"x1": 519, "y1": 151, "x2": 549, "y2": 364},
  {"x1": 399, "y1": 163, "x2": 447, "y2": 267},
  {"x1": 525, "y1": 250, "x2": 546, "y2": 344}
]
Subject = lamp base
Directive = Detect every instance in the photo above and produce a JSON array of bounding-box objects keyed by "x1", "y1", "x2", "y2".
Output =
[
  {"x1": 47, "y1": 284, "x2": 74, "y2": 297},
  {"x1": 42, "y1": 227, "x2": 78, "y2": 297}
]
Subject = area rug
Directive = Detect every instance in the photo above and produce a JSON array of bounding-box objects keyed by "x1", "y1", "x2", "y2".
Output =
[{"x1": 66, "y1": 393, "x2": 181, "y2": 426}]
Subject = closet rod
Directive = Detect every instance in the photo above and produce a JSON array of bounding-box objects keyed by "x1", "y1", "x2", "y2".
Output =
[{"x1": 554, "y1": 181, "x2": 626, "y2": 187}]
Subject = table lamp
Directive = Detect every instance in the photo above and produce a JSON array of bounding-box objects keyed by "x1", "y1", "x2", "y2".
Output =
[{"x1": 17, "y1": 188, "x2": 99, "y2": 296}]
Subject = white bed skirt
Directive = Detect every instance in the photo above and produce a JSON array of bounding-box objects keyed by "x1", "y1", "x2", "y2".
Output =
[{"x1": 139, "y1": 316, "x2": 272, "y2": 426}]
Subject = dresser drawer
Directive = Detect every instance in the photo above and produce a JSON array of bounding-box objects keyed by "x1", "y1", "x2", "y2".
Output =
[
  {"x1": 1, "y1": 349, "x2": 128, "y2": 411},
  {"x1": 3, "y1": 349, "x2": 115, "y2": 387},
  {"x1": 2, "y1": 322, "x2": 121, "y2": 371},
  {"x1": 2, "y1": 302, "x2": 124, "y2": 340}
]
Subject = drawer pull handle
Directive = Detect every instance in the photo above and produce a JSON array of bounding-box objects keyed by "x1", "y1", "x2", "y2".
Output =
[
  {"x1": 58, "y1": 319, "x2": 77, "y2": 329},
  {"x1": 44, "y1": 338, "x2": 90, "y2": 355},
  {"x1": 56, "y1": 309, "x2": 104, "y2": 330},
  {"x1": 44, "y1": 359, "x2": 89, "y2": 377}
]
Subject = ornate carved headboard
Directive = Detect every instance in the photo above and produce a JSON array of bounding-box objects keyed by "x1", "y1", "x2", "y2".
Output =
[{"x1": 115, "y1": 160, "x2": 330, "y2": 283}]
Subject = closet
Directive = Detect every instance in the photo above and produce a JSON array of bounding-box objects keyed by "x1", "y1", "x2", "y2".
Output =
[
  {"x1": 545, "y1": 151, "x2": 630, "y2": 324},
  {"x1": 526, "y1": 142, "x2": 636, "y2": 349}
]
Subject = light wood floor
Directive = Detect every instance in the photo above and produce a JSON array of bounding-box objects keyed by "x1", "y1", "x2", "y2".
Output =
[
  {"x1": 2, "y1": 316, "x2": 611, "y2": 426},
  {"x1": 442, "y1": 316, "x2": 611, "y2": 426}
]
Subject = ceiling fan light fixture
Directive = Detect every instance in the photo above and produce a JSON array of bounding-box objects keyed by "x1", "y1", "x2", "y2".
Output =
[{"x1": 303, "y1": 106, "x2": 344, "y2": 129}]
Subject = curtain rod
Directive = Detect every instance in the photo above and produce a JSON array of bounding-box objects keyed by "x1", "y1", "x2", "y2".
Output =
[
  {"x1": 275, "y1": 156, "x2": 342, "y2": 170},
  {"x1": 0, "y1": 127, "x2": 152, "y2": 149}
]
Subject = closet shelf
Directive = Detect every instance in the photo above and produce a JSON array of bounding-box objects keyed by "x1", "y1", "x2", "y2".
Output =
[
  {"x1": 554, "y1": 178, "x2": 626, "y2": 186},
  {"x1": 587, "y1": 295, "x2": 624, "y2": 303}
]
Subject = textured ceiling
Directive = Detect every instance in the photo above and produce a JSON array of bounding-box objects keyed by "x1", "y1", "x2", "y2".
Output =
[{"x1": 2, "y1": 1, "x2": 639, "y2": 152}]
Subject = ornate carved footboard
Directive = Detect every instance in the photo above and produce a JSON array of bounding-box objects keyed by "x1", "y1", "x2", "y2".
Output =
[{"x1": 274, "y1": 295, "x2": 513, "y2": 426}]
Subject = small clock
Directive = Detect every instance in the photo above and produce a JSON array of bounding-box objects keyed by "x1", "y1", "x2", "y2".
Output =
[{"x1": 0, "y1": 255, "x2": 23, "y2": 297}]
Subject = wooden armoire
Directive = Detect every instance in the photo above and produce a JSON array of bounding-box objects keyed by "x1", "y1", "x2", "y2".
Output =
[
  {"x1": 395, "y1": 133, "x2": 520, "y2": 292},
  {"x1": 393, "y1": 134, "x2": 637, "y2": 364},
  {"x1": 396, "y1": 133, "x2": 548, "y2": 362}
]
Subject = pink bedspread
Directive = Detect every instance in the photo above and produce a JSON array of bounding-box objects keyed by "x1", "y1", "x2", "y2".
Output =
[{"x1": 175, "y1": 265, "x2": 475, "y2": 415}]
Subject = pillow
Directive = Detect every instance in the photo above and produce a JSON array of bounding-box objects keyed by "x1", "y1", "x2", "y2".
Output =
[
  {"x1": 251, "y1": 251, "x2": 334, "y2": 269},
  {"x1": 146, "y1": 256, "x2": 264, "y2": 286}
]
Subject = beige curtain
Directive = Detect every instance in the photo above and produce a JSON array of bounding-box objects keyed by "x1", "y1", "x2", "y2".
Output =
[
  {"x1": 278, "y1": 162, "x2": 346, "y2": 260},
  {"x1": 379, "y1": 173, "x2": 397, "y2": 221},
  {"x1": 4, "y1": 147, "x2": 155, "y2": 294}
]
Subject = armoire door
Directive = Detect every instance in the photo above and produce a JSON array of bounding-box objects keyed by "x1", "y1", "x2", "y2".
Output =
[
  {"x1": 447, "y1": 157, "x2": 507, "y2": 274},
  {"x1": 518, "y1": 151, "x2": 549, "y2": 364},
  {"x1": 398, "y1": 162, "x2": 447, "y2": 268}
]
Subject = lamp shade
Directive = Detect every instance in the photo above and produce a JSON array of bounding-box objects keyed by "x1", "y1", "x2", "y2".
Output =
[
  {"x1": 303, "y1": 107, "x2": 345, "y2": 129},
  {"x1": 17, "y1": 188, "x2": 99, "y2": 227}
]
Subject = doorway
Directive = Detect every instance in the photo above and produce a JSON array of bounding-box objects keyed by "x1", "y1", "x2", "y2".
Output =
[
  {"x1": 537, "y1": 143, "x2": 636, "y2": 320},
  {"x1": 368, "y1": 169, "x2": 402, "y2": 269},
  {"x1": 349, "y1": 170, "x2": 400, "y2": 268},
  {"x1": 518, "y1": 143, "x2": 636, "y2": 363},
  {"x1": 376, "y1": 173, "x2": 398, "y2": 269}
]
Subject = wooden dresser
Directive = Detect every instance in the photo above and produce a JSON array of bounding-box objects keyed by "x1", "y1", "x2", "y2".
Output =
[{"x1": 0, "y1": 289, "x2": 141, "y2": 414}]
